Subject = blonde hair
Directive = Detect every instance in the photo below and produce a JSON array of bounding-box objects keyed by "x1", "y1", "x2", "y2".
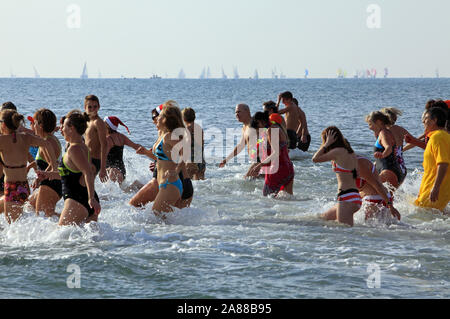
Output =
[
  {"x1": 381, "y1": 107, "x2": 402, "y2": 125},
  {"x1": 160, "y1": 101, "x2": 185, "y2": 132},
  {"x1": 365, "y1": 111, "x2": 391, "y2": 125}
]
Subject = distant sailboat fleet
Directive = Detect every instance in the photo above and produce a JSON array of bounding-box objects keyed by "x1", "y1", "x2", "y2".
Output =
[{"x1": 2, "y1": 64, "x2": 444, "y2": 79}]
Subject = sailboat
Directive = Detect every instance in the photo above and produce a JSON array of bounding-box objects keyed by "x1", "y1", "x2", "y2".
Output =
[
  {"x1": 178, "y1": 68, "x2": 186, "y2": 79},
  {"x1": 371, "y1": 69, "x2": 377, "y2": 79},
  {"x1": 435, "y1": 68, "x2": 440, "y2": 78},
  {"x1": 337, "y1": 68, "x2": 344, "y2": 79},
  {"x1": 98, "y1": 70, "x2": 102, "y2": 79},
  {"x1": 206, "y1": 67, "x2": 211, "y2": 79},
  {"x1": 199, "y1": 67, "x2": 206, "y2": 79},
  {"x1": 383, "y1": 68, "x2": 388, "y2": 78},
  {"x1": 10, "y1": 67, "x2": 16, "y2": 78},
  {"x1": 33, "y1": 66, "x2": 40, "y2": 78},
  {"x1": 271, "y1": 68, "x2": 278, "y2": 79},
  {"x1": 221, "y1": 67, "x2": 228, "y2": 79},
  {"x1": 253, "y1": 69, "x2": 259, "y2": 80},
  {"x1": 279, "y1": 70, "x2": 286, "y2": 79},
  {"x1": 233, "y1": 67, "x2": 239, "y2": 79},
  {"x1": 304, "y1": 69, "x2": 309, "y2": 79},
  {"x1": 80, "y1": 62, "x2": 88, "y2": 79}
]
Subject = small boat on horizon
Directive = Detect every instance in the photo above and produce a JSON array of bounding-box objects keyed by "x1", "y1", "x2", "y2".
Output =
[{"x1": 80, "y1": 62, "x2": 88, "y2": 79}]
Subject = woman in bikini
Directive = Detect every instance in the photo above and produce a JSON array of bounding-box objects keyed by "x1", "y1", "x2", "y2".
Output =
[
  {"x1": 366, "y1": 111, "x2": 403, "y2": 190},
  {"x1": 0, "y1": 109, "x2": 57, "y2": 223},
  {"x1": 131, "y1": 104, "x2": 193, "y2": 210},
  {"x1": 104, "y1": 116, "x2": 143, "y2": 185},
  {"x1": 312, "y1": 126, "x2": 361, "y2": 227},
  {"x1": 28, "y1": 109, "x2": 62, "y2": 217},
  {"x1": 38, "y1": 110, "x2": 101, "y2": 226},
  {"x1": 150, "y1": 101, "x2": 187, "y2": 214},
  {"x1": 249, "y1": 113, "x2": 294, "y2": 197}
]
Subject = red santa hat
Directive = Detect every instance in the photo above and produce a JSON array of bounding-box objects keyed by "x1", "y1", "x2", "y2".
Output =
[
  {"x1": 104, "y1": 116, "x2": 130, "y2": 134},
  {"x1": 155, "y1": 104, "x2": 164, "y2": 115}
]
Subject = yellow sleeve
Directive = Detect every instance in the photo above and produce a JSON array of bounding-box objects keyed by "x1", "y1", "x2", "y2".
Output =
[{"x1": 433, "y1": 133, "x2": 450, "y2": 165}]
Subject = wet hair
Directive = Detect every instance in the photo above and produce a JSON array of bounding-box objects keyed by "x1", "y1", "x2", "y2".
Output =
[
  {"x1": 321, "y1": 126, "x2": 354, "y2": 154},
  {"x1": 182, "y1": 107, "x2": 196, "y2": 123},
  {"x1": 430, "y1": 100, "x2": 448, "y2": 111},
  {"x1": 263, "y1": 101, "x2": 278, "y2": 113},
  {"x1": 65, "y1": 109, "x2": 90, "y2": 135},
  {"x1": 280, "y1": 91, "x2": 293, "y2": 100},
  {"x1": 84, "y1": 95, "x2": 100, "y2": 107},
  {"x1": 425, "y1": 99, "x2": 436, "y2": 110},
  {"x1": 380, "y1": 107, "x2": 402, "y2": 125},
  {"x1": 160, "y1": 101, "x2": 185, "y2": 132},
  {"x1": 425, "y1": 107, "x2": 448, "y2": 128},
  {"x1": 34, "y1": 108, "x2": 57, "y2": 133},
  {"x1": 251, "y1": 111, "x2": 269, "y2": 129},
  {"x1": 0, "y1": 109, "x2": 24, "y2": 131},
  {"x1": 365, "y1": 111, "x2": 391, "y2": 125},
  {"x1": 1, "y1": 101, "x2": 17, "y2": 111},
  {"x1": 293, "y1": 98, "x2": 299, "y2": 106}
]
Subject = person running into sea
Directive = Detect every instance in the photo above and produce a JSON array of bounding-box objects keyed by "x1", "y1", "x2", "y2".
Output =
[
  {"x1": 276, "y1": 91, "x2": 308, "y2": 151},
  {"x1": 249, "y1": 113, "x2": 294, "y2": 197},
  {"x1": 414, "y1": 107, "x2": 450, "y2": 213},
  {"x1": 404, "y1": 99, "x2": 450, "y2": 151},
  {"x1": 247, "y1": 111, "x2": 271, "y2": 179},
  {"x1": 356, "y1": 154, "x2": 401, "y2": 221},
  {"x1": 292, "y1": 98, "x2": 311, "y2": 152},
  {"x1": 380, "y1": 107, "x2": 412, "y2": 185},
  {"x1": 0, "y1": 109, "x2": 57, "y2": 223},
  {"x1": 219, "y1": 104, "x2": 254, "y2": 170},
  {"x1": 38, "y1": 110, "x2": 101, "y2": 226},
  {"x1": 27, "y1": 109, "x2": 62, "y2": 218},
  {"x1": 312, "y1": 126, "x2": 361, "y2": 227},
  {"x1": 130, "y1": 105, "x2": 193, "y2": 209},
  {"x1": 104, "y1": 116, "x2": 143, "y2": 185},
  {"x1": 84, "y1": 95, "x2": 108, "y2": 183},
  {"x1": 182, "y1": 108, "x2": 206, "y2": 180},
  {"x1": 150, "y1": 101, "x2": 187, "y2": 214},
  {"x1": 366, "y1": 111, "x2": 404, "y2": 190}
]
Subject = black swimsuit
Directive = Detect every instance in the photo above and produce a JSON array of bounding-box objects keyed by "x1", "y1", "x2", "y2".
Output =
[
  {"x1": 106, "y1": 145, "x2": 126, "y2": 178},
  {"x1": 58, "y1": 154, "x2": 99, "y2": 216},
  {"x1": 36, "y1": 154, "x2": 62, "y2": 198},
  {"x1": 374, "y1": 137, "x2": 405, "y2": 184}
]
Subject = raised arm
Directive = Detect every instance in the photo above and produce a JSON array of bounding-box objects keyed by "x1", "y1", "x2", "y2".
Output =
[{"x1": 219, "y1": 128, "x2": 247, "y2": 168}]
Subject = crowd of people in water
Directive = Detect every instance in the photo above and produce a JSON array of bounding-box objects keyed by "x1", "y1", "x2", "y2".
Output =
[{"x1": 0, "y1": 92, "x2": 449, "y2": 227}]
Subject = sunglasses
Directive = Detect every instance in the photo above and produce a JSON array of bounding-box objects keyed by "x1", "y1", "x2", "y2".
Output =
[{"x1": 152, "y1": 115, "x2": 159, "y2": 121}]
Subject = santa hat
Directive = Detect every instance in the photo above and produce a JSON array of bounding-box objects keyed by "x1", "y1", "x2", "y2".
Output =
[
  {"x1": 104, "y1": 116, "x2": 130, "y2": 134},
  {"x1": 155, "y1": 104, "x2": 164, "y2": 115}
]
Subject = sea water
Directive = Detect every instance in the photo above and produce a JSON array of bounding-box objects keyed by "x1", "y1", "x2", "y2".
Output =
[{"x1": 0, "y1": 78, "x2": 448, "y2": 298}]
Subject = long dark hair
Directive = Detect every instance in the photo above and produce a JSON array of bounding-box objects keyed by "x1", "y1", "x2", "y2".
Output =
[{"x1": 322, "y1": 126, "x2": 354, "y2": 154}]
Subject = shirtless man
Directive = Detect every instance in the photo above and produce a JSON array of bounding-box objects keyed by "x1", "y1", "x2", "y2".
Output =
[
  {"x1": 83, "y1": 95, "x2": 108, "y2": 183},
  {"x1": 219, "y1": 104, "x2": 258, "y2": 177},
  {"x1": 277, "y1": 91, "x2": 310, "y2": 151}
]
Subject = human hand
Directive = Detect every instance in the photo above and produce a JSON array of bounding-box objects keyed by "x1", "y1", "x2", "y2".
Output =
[
  {"x1": 219, "y1": 160, "x2": 226, "y2": 168},
  {"x1": 324, "y1": 131, "x2": 337, "y2": 147},
  {"x1": 149, "y1": 161, "x2": 156, "y2": 172},
  {"x1": 374, "y1": 152, "x2": 384, "y2": 159},
  {"x1": 99, "y1": 168, "x2": 108, "y2": 183},
  {"x1": 136, "y1": 146, "x2": 148, "y2": 155},
  {"x1": 430, "y1": 185, "x2": 440, "y2": 202},
  {"x1": 389, "y1": 205, "x2": 401, "y2": 220},
  {"x1": 89, "y1": 198, "x2": 101, "y2": 215}
]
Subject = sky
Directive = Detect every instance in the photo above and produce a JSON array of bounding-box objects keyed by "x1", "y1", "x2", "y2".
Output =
[{"x1": 0, "y1": 0, "x2": 449, "y2": 78}]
